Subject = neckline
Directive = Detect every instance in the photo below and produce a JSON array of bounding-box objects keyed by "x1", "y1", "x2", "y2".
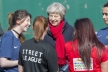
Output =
[{"x1": 13, "y1": 29, "x2": 20, "y2": 36}]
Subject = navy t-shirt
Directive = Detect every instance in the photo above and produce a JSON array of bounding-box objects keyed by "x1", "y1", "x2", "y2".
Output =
[{"x1": 97, "y1": 27, "x2": 108, "y2": 45}]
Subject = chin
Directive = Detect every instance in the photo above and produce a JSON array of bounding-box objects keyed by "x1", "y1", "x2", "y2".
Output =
[
  {"x1": 52, "y1": 25, "x2": 57, "y2": 26},
  {"x1": 23, "y1": 29, "x2": 27, "y2": 32},
  {"x1": 52, "y1": 24, "x2": 59, "y2": 26},
  {"x1": 106, "y1": 22, "x2": 108, "y2": 24}
]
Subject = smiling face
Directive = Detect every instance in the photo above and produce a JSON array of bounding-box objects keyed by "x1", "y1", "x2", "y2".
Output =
[
  {"x1": 102, "y1": 7, "x2": 108, "y2": 24},
  {"x1": 19, "y1": 16, "x2": 31, "y2": 32},
  {"x1": 48, "y1": 13, "x2": 62, "y2": 26}
]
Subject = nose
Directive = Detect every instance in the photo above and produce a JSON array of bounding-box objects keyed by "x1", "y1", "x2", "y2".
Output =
[
  {"x1": 51, "y1": 16, "x2": 56, "y2": 20},
  {"x1": 28, "y1": 22, "x2": 31, "y2": 27},
  {"x1": 103, "y1": 14, "x2": 106, "y2": 19}
]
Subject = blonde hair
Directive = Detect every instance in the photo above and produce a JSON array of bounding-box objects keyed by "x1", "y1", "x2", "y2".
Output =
[
  {"x1": 46, "y1": 2, "x2": 66, "y2": 18},
  {"x1": 8, "y1": 13, "x2": 14, "y2": 29}
]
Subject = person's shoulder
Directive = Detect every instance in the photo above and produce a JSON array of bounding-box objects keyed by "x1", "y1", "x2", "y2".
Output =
[
  {"x1": 64, "y1": 19, "x2": 74, "y2": 30},
  {"x1": 65, "y1": 41, "x2": 72, "y2": 47},
  {"x1": 21, "y1": 38, "x2": 33, "y2": 45},
  {"x1": 39, "y1": 40, "x2": 55, "y2": 51},
  {"x1": 41, "y1": 40, "x2": 53, "y2": 47},
  {"x1": 97, "y1": 27, "x2": 108, "y2": 36},
  {"x1": 65, "y1": 41, "x2": 73, "y2": 52},
  {"x1": 65, "y1": 20, "x2": 73, "y2": 27},
  {"x1": 98, "y1": 27, "x2": 108, "y2": 32},
  {"x1": 2, "y1": 30, "x2": 13, "y2": 38},
  {"x1": 3, "y1": 30, "x2": 11, "y2": 35}
]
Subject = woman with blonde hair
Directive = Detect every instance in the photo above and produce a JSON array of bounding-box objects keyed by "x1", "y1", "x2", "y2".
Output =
[{"x1": 44, "y1": 2, "x2": 74, "y2": 72}]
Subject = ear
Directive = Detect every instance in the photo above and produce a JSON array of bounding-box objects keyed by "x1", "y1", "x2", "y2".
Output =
[
  {"x1": 16, "y1": 20, "x2": 21, "y2": 25},
  {"x1": 60, "y1": 14, "x2": 64, "y2": 20}
]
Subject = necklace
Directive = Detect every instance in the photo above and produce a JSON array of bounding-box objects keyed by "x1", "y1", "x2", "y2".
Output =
[{"x1": 13, "y1": 29, "x2": 20, "y2": 36}]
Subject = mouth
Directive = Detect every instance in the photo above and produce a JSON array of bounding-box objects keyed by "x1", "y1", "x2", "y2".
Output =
[
  {"x1": 25, "y1": 25, "x2": 30, "y2": 29},
  {"x1": 104, "y1": 20, "x2": 108, "y2": 22},
  {"x1": 27, "y1": 24, "x2": 31, "y2": 27},
  {"x1": 104, "y1": 20, "x2": 108, "y2": 24},
  {"x1": 50, "y1": 20, "x2": 57, "y2": 24},
  {"x1": 28, "y1": 25, "x2": 31, "y2": 27}
]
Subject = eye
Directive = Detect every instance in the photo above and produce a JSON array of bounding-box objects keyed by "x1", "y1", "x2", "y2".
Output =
[
  {"x1": 54, "y1": 15, "x2": 58, "y2": 17},
  {"x1": 49, "y1": 15, "x2": 53, "y2": 17},
  {"x1": 102, "y1": 13, "x2": 104, "y2": 15},
  {"x1": 102, "y1": 13, "x2": 108, "y2": 16},
  {"x1": 26, "y1": 19, "x2": 30, "y2": 22},
  {"x1": 106, "y1": 13, "x2": 108, "y2": 16}
]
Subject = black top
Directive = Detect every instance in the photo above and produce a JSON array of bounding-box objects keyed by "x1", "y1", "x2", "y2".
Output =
[{"x1": 18, "y1": 38, "x2": 58, "y2": 72}]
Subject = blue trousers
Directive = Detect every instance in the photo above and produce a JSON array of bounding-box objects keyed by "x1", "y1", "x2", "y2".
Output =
[
  {"x1": 0, "y1": 67, "x2": 4, "y2": 72},
  {"x1": 60, "y1": 64, "x2": 68, "y2": 72}
]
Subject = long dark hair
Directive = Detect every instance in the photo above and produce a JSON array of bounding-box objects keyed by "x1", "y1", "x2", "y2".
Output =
[
  {"x1": 8, "y1": 10, "x2": 31, "y2": 43},
  {"x1": 74, "y1": 18, "x2": 104, "y2": 70}
]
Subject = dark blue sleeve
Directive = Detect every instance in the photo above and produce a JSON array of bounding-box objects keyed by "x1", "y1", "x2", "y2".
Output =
[
  {"x1": 96, "y1": 30, "x2": 103, "y2": 42},
  {"x1": 96, "y1": 30, "x2": 108, "y2": 45},
  {"x1": 0, "y1": 34, "x2": 13, "y2": 59},
  {"x1": 96, "y1": 30, "x2": 103, "y2": 41},
  {"x1": 96, "y1": 30, "x2": 100, "y2": 37}
]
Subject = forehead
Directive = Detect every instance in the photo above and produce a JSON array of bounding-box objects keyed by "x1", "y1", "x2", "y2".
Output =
[
  {"x1": 21, "y1": 16, "x2": 30, "y2": 21},
  {"x1": 102, "y1": 7, "x2": 108, "y2": 13},
  {"x1": 49, "y1": 13, "x2": 60, "y2": 16},
  {"x1": 20, "y1": 16, "x2": 30, "y2": 23},
  {"x1": 25, "y1": 16, "x2": 30, "y2": 19}
]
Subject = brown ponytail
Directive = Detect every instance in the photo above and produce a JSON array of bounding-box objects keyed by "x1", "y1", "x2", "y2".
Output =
[
  {"x1": 8, "y1": 13, "x2": 14, "y2": 30},
  {"x1": 33, "y1": 16, "x2": 48, "y2": 42}
]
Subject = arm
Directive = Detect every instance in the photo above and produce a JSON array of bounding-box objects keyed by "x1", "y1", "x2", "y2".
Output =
[
  {"x1": 101, "y1": 60, "x2": 108, "y2": 72},
  {"x1": 0, "y1": 58, "x2": 18, "y2": 67},
  {"x1": 18, "y1": 65, "x2": 24, "y2": 72}
]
